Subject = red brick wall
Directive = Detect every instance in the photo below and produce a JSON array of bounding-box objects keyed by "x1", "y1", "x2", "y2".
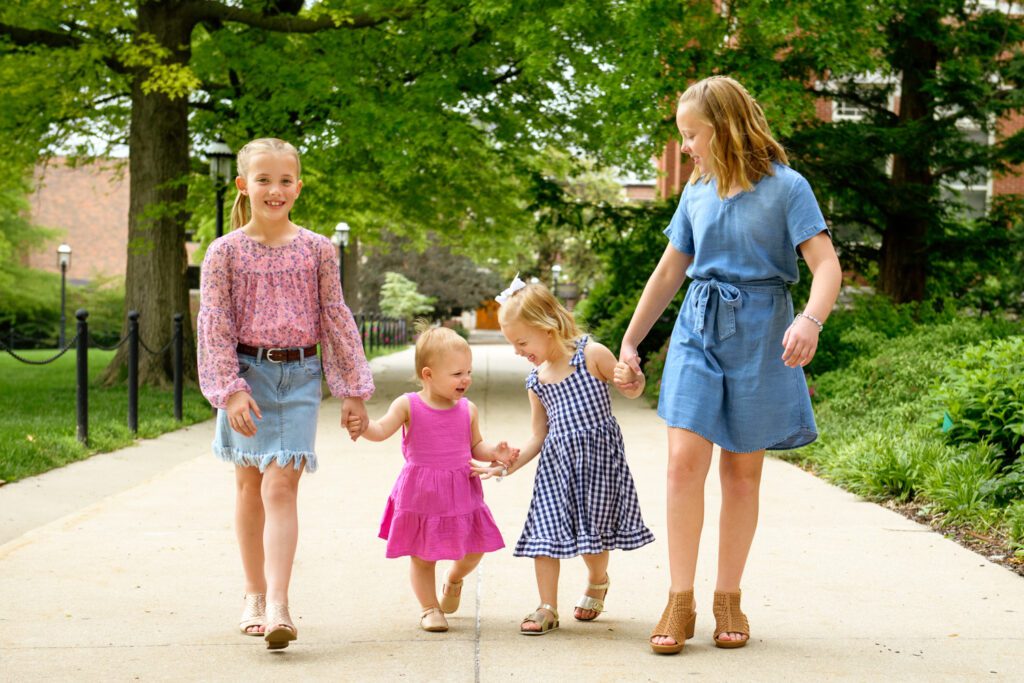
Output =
[
  {"x1": 994, "y1": 111, "x2": 1024, "y2": 196},
  {"x1": 25, "y1": 158, "x2": 129, "y2": 284}
]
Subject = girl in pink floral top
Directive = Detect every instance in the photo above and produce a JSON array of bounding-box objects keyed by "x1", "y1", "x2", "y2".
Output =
[{"x1": 197, "y1": 137, "x2": 374, "y2": 650}]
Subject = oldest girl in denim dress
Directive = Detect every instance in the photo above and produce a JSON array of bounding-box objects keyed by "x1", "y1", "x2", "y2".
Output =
[
  {"x1": 619, "y1": 76, "x2": 842, "y2": 654},
  {"x1": 198, "y1": 137, "x2": 374, "y2": 650}
]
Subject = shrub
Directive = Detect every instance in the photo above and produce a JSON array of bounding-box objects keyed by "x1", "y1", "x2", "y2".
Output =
[
  {"x1": 921, "y1": 442, "x2": 1003, "y2": 525},
  {"x1": 1004, "y1": 500, "x2": 1024, "y2": 553},
  {"x1": 937, "y1": 336, "x2": 1024, "y2": 469}
]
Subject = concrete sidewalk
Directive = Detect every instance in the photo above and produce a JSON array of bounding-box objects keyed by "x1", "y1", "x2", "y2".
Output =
[{"x1": 1, "y1": 344, "x2": 1021, "y2": 681}]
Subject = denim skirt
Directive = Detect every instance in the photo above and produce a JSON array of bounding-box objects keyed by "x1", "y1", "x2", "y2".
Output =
[
  {"x1": 657, "y1": 277, "x2": 818, "y2": 453},
  {"x1": 213, "y1": 350, "x2": 323, "y2": 473}
]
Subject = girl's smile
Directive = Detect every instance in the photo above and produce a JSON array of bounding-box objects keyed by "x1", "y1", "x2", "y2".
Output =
[{"x1": 500, "y1": 320, "x2": 557, "y2": 367}]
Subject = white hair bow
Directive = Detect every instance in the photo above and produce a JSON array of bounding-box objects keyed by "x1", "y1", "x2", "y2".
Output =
[{"x1": 495, "y1": 273, "x2": 527, "y2": 304}]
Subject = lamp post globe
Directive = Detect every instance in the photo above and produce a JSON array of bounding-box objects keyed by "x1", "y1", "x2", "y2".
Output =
[
  {"x1": 57, "y1": 243, "x2": 72, "y2": 348},
  {"x1": 205, "y1": 140, "x2": 234, "y2": 239}
]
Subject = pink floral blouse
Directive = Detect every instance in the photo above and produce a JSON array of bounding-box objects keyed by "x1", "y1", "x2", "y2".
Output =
[{"x1": 197, "y1": 228, "x2": 374, "y2": 409}]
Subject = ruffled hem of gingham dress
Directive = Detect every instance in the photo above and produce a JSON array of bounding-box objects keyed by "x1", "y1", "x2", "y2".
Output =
[{"x1": 514, "y1": 336, "x2": 655, "y2": 559}]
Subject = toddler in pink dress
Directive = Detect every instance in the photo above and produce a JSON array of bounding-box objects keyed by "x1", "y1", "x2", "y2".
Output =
[{"x1": 349, "y1": 325, "x2": 515, "y2": 632}]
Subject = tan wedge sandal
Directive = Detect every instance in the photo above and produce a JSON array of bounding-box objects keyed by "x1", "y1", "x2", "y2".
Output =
[
  {"x1": 239, "y1": 593, "x2": 266, "y2": 636},
  {"x1": 650, "y1": 590, "x2": 696, "y2": 655},
  {"x1": 520, "y1": 604, "x2": 559, "y2": 635},
  {"x1": 573, "y1": 574, "x2": 610, "y2": 621},
  {"x1": 264, "y1": 603, "x2": 298, "y2": 650},
  {"x1": 440, "y1": 578, "x2": 463, "y2": 614},
  {"x1": 712, "y1": 590, "x2": 750, "y2": 649},
  {"x1": 420, "y1": 606, "x2": 450, "y2": 632}
]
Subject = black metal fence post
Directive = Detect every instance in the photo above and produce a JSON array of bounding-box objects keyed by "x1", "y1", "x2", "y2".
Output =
[
  {"x1": 76, "y1": 309, "x2": 88, "y2": 444},
  {"x1": 173, "y1": 313, "x2": 183, "y2": 421},
  {"x1": 127, "y1": 311, "x2": 139, "y2": 433}
]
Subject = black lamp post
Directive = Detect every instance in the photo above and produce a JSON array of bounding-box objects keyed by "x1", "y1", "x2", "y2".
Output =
[
  {"x1": 206, "y1": 140, "x2": 233, "y2": 238},
  {"x1": 331, "y1": 222, "x2": 351, "y2": 292},
  {"x1": 57, "y1": 243, "x2": 72, "y2": 347},
  {"x1": 551, "y1": 263, "x2": 562, "y2": 290}
]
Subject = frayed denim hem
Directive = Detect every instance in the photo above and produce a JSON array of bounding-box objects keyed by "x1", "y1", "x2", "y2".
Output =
[{"x1": 213, "y1": 446, "x2": 319, "y2": 474}]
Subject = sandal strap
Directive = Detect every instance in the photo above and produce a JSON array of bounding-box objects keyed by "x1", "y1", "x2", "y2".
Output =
[
  {"x1": 575, "y1": 595, "x2": 605, "y2": 612},
  {"x1": 240, "y1": 593, "x2": 266, "y2": 627},
  {"x1": 265, "y1": 602, "x2": 296, "y2": 634},
  {"x1": 522, "y1": 603, "x2": 559, "y2": 624},
  {"x1": 651, "y1": 590, "x2": 695, "y2": 640},
  {"x1": 712, "y1": 590, "x2": 750, "y2": 638}
]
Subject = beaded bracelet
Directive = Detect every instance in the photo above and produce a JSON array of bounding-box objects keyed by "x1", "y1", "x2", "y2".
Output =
[{"x1": 796, "y1": 312, "x2": 824, "y2": 331}]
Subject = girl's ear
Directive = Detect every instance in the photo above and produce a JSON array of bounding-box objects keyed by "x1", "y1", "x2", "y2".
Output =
[
  {"x1": 421, "y1": 367, "x2": 432, "y2": 382},
  {"x1": 235, "y1": 175, "x2": 247, "y2": 194}
]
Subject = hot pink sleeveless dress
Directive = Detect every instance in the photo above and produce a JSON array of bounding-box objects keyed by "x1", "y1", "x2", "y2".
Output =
[{"x1": 378, "y1": 392, "x2": 505, "y2": 560}]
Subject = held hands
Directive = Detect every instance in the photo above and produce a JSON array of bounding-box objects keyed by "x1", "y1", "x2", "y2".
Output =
[
  {"x1": 226, "y1": 391, "x2": 262, "y2": 437},
  {"x1": 342, "y1": 397, "x2": 369, "y2": 441},
  {"x1": 781, "y1": 315, "x2": 821, "y2": 368},
  {"x1": 615, "y1": 343, "x2": 644, "y2": 393},
  {"x1": 493, "y1": 441, "x2": 520, "y2": 468},
  {"x1": 471, "y1": 462, "x2": 508, "y2": 480},
  {"x1": 613, "y1": 361, "x2": 644, "y2": 392}
]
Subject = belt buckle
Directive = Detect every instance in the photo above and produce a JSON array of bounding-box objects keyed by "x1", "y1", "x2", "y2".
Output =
[{"x1": 265, "y1": 348, "x2": 286, "y2": 363}]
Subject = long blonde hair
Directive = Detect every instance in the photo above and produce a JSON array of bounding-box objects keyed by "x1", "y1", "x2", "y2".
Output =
[
  {"x1": 497, "y1": 283, "x2": 582, "y2": 352},
  {"x1": 229, "y1": 138, "x2": 302, "y2": 230},
  {"x1": 679, "y1": 76, "x2": 788, "y2": 198}
]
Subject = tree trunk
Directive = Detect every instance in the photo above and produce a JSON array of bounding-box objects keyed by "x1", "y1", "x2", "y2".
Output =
[
  {"x1": 102, "y1": 1, "x2": 196, "y2": 386},
  {"x1": 879, "y1": 9, "x2": 938, "y2": 303}
]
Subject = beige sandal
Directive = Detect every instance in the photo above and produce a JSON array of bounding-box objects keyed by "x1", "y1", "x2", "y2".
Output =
[
  {"x1": 264, "y1": 603, "x2": 298, "y2": 650},
  {"x1": 420, "y1": 606, "x2": 450, "y2": 632},
  {"x1": 239, "y1": 593, "x2": 265, "y2": 636},
  {"x1": 520, "y1": 604, "x2": 559, "y2": 635},
  {"x1": 713, "y1": 590, "x2": 750, "y2": 649},
  {"x1": 574, "y1": 574, "x2": 610, "y2": 621},
  {"x1": 650, "y1": 590, "x2": 696, "y2": 655},
  {"x1": 440, "y1": 578, "x2": 463, "y2": 614}
]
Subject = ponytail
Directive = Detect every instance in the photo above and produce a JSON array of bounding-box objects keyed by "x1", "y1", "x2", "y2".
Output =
[{"x1": 230, "y1": 191, "x2": 249, "y2": 230}]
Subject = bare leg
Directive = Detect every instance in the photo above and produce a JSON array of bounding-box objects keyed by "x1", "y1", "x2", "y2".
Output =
[
  {"x1": 235, "y1": 465, "x2": 266, "y2": 634},
  {"x1": 447, "y1": 552, "x2": 484, "y2": 584},
  {"x1": 261, "y1": 462, "x2": 304, "y2": 609},
  {"x1": 574, "y1": 551, "x2": 610, "y2": 620},
  {"x1": 521, "y1": 556, "x2": 560, "y2": 631},
  {"x1": 715, "y1": 448, "x2": 764, "y2": 643},
  {"x1": 410, "y1": 556, "x2": 440, "y2": 608},
  {"x1": 652, "y1": 427, "x2": 713, "y2": 648}
]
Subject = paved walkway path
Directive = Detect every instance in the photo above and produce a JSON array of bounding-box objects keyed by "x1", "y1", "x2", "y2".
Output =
[{"x1": 1, "y1": 343, "x2": 1021, "y2": 681}]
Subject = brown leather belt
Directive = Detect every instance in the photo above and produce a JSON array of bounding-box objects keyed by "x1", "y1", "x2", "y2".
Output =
[{"x1": 236, "y1": 343, "x2": 318, "y2": 363}]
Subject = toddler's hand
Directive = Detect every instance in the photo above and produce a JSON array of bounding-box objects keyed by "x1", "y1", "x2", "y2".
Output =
[
  {"x1": 613, "y1": 361, "x2": 643, "y2": 391},
  {"x1": 494, "y1": 441, "x2": 520, "y2": 467},
  {"x1": 470, "y1": 462, "x2": 507, "y2": 480},
  {"x1": 342, "y1": 397, "x2": 368, "y2": 441}
]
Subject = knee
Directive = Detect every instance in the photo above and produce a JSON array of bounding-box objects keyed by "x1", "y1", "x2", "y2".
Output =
[
  {"x1": 262, "y1": 479, "x2": 298, "y2": 508},
  {"x1": 236, "y1": 477, "x2": 262, "y2": 504},
  {"x1": 667, "y1": 456, "x2": 708, "y2": 489},
  {"x1": 720, "y1": 468, "x2": 761, "y2": 499}
]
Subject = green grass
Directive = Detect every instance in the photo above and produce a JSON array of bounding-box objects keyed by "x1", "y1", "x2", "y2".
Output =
[
  {"x1": 1, "y1": 344, "x2": 411, "y2": 483},
  {"x1": 0, "y1": 349, "x2": 212, "y2": 482}
]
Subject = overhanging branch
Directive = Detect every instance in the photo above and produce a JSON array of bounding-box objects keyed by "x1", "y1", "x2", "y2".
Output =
[{"x1": 186, "y1": 0, "x2": 413, "y2": 33}]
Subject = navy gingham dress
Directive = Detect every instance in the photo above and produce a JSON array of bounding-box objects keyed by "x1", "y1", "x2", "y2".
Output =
[{"x1": 514, "y1": 336, "x2": 655, "y2": 559}]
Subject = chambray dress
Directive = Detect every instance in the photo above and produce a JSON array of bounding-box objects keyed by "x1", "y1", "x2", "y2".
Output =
[
  {"x1": 514, "y1": 337, "x2": 655, "y2": 558},
  {"x1": 659, "y1": 163, "x2": 829, "y2": 453}
]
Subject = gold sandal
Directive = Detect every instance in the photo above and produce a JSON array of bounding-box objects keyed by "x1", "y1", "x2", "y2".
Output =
[
  {"x1": 420, "y1": 606, "x2": 449, "y2": 632},
  {"x1": 264, "y1": 603, "x2": 298, "y2": 650},
  {"x1": 573, "y1": 574, "x2": 610, "y2": 621},
  {"x1": 239, "y1": 593, "x2": 265, "y2": 636},
  {"x1": 650, "y1": 590, "x2": 696, "y2": 655},
  {"x1": 520, "y1": 603, "x2": 559, "y2": 636},
  {"x1": 440, "y1": 578, "x2": 463, "y2": 614},
  {"x1": 713, "y1": 590, "x2": 750, "y2": 649}
]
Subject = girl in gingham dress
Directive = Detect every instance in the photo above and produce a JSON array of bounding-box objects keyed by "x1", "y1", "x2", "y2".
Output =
[{"x1": 475, "y1": 279, "x2": 654, "y2": 635}]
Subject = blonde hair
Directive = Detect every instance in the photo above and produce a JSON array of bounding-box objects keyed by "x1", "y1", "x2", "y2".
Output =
[
  {"x1": 414, "y1": 320, "x2": 470, "y2": 383},
  {"x1": 497, "y1": 283, "x2": 582, "y2": 352},
  {"x1": 678, "y1": 76, "x2": 788, "y2": 199},
  {"x1": 229, "y1": 138, "x2": 302, "y2": 230}
]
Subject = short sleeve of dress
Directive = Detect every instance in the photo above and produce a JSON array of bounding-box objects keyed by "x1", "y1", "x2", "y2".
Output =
[
  {"x1": 663, "y1": 188, "x2": 695, "y2": 255},
  {"x1": 785, "y1": 173, "x2": 830, "y2": 250},
  {"x1": 525, "y1": 370, "x2": 540, "y2": 394}
]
